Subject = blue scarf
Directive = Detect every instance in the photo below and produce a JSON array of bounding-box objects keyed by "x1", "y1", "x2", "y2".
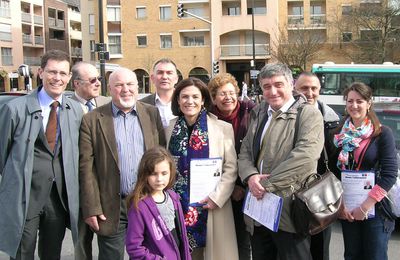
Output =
[{"x1": 168, "y1": 109, "x2": 209, "y2": 249}]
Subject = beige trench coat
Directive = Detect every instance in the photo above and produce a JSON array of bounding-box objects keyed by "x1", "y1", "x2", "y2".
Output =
[{"x1": 166, "y1": 113, "x2": 239, "y2": 260}]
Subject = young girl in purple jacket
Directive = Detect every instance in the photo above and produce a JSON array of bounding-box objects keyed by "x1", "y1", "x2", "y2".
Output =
[{"x1": 126, "y1": 146, "x2": 191, "y2": 260}]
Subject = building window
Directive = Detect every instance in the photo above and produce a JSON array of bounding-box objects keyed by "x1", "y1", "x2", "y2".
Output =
[
  {"x1": 160, "y1": 6, "x2": 171, "y2": 21},
  {"x1": 311, "y1": 5, "x2": 322, "y2": 15},
  {"x1": 0, "y1": 22, "x2": 11, "y2": 41},
  {"x1": 107, "y1": 6, "x2": 121, "y2": 22},
  {"x1": 0, "y1": 0, "x2": 10, "y2": 18},
  {"x1": 342, "y1": 32, "x2": 352, "y2": 42},
  {"x1": 228, "y1": 7, "x2": 240, "y2": 16},
  {"x1": 89, "y1": 14, "x2": 95, "y2": 34},
  {"x1": 342, "y1": 5, "x2": 352, "y2": 15},
  {"x1": 360, "y1": 30, "x2": 381, "y2": 41},
  {"x1": 160, "y1": 34, "x2": 172, "y2": 49},
  {"x1": 108, "y1": 35, "x2": 121, "y2": 54},
  {"x1": 184, "y1": 35, "x2": 204, "y2": 46},
  {"x1": 137, "y1": 35, "x2": 147, "y2": 47},
  {"x1": 136, "y1": 6, "x2": 146, "y2": 19},
  {"x1": 247, "y1": 0, "x2": 267, "y2": 15},
  {"x1": 292, "y1": 6, "x2": 304, "y2": 15},
  {"x1": 1, "y1": 47, "x2": 12, "y2": 65}
]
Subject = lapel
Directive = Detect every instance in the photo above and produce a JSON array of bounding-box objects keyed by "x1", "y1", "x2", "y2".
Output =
[
  {"x1": 97, "y1": 103, "x2": 119, "y2": 167},
  {"x1": 136, "y1": 102, "x2": 152, "y2": 150}
]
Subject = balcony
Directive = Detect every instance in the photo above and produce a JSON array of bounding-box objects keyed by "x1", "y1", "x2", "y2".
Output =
[
  {"x1": 35, "y1": 36, "x2": 44, "y2": 45},
  {"x1": 34, "y1": 15, "x2": 43, "y2": 25},
  {"x1": 0, "y1": 32, "x2": 12, "y2": 42},
  {"x1": 23, "y1": 56, "x2": 41, "y2": 66},
  {"x1": 48, "y1": 17, "x2": 56, "y2": 27},
  {"x1": 220, "y1": 44, "x2": 270, "y2": 58},
  {"x1": 311, "y1": 14, "x2": 326, "y2": 27},
  {"x1": 70, "y1": 29, "x2": 82, "y2": 40},
  {"x1": 69, "y1": 10, "x2": 81, "y2": 22},
  {"x1": 71, "y1": 47, "x2": 82, "y2": 57},
  {"x1": 288, "y1": 15, "x2": 304, "y2": 27},
  {"x1": 22, "y1": 34, "x2": 33, "y2": 44},
  {"x1": 21, "y1": 12, "x2": 31, "y2": 23},
  {"x1": 0, "y1": 7, "x2": 10, "y2": 18},
  {"x1": 56, "y1": 19, "x2": 65, "y2": 29},
  {"x1": 1, "y1": 55, "x2": 13, "y2": 66}
]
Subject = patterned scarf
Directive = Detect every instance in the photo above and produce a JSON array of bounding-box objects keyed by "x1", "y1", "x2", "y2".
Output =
[
  {"x1": 168, "y1": 108, "x2": 209, "y2": 249},
  {"x1": 334, "y1": 117, "x2": 373, "y2": 169}
]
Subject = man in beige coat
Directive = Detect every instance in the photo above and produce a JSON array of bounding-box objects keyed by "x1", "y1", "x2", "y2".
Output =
[
  {"x1": 79, "y1": 68, "x2": 165, "y2": 260},
  {"x1": 238, "y1": 64, "x2": 324, "y2": 260}
]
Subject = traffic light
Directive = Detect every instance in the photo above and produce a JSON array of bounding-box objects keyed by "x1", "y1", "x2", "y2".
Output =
[
  {"x1": 177, "y1": 3, "x2": 184, "y2": 18},
  {"x1": 213, "y1": 60, "x2": 219, "y2": 74}
]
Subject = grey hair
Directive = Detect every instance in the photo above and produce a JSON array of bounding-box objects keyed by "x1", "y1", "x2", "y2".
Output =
[{"x1": 258, "y1": 63, "x2": 294, "y2": 87}]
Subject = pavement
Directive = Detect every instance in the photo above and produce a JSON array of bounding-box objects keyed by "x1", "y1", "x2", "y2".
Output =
[{"x1": 0, "y1": 221, "x2": 399, "y2": 259}]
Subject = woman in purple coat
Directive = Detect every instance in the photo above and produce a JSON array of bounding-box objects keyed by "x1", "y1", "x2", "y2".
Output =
[{"x1": 126, "y1": 147, "x2": 191, "y2": 260}]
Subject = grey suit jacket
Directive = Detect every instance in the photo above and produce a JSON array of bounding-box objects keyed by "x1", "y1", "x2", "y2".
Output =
[
  {"x1": 79, "y1": 101, "x2": 166, "y2": 236},
  {"x1": 0, "y1": 87, "x2": 83, "y2": 258}
]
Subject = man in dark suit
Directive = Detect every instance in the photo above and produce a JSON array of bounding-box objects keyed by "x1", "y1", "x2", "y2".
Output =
[
  {"x1": 140, "y1": 58, "x2": 178, "y2": 127},
  {"x1": 0, "y1": 50, "x2": 83, "y2": 259},
  {"x1": 70, "y1": 62, "x2": 111, "y2": 114},
  {"x1": 70, "y1": 61, "x2": 110, "y2": 260},
  {"x1": 79, "y1": 67, "x2": 166, "y2": 260}
]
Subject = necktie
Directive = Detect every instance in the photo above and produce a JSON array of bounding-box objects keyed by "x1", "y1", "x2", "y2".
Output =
[
  {"x1": 86, "y1": 101, "x2": 94, "y2": 111},
  {"x1": 46, "y1": 101, "x2": 59, "y2": 152}
]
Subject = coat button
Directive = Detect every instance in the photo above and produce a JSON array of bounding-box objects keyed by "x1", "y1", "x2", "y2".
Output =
[{"x1": 48, "y1": 177, "x2": 53, "y2": 181}]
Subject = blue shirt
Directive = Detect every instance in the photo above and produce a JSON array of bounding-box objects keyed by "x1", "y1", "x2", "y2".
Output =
[{"x1": 111, "y1": 102, "x2": 144, "y2": 196}]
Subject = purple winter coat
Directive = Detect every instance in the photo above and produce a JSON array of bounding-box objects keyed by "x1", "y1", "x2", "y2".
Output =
[{"x1": 126, "y1": 189, "x2": 191, "y2": 260}]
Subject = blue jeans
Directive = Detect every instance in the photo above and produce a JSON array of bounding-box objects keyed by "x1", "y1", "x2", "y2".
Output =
[{"x1": 341, "y1": 211, "x2": 395, "y2": 260}]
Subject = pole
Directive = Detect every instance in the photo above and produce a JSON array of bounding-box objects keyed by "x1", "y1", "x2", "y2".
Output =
[
  {"x1": 98, "y1": 0, "x2": 107, "y2": 95},
  {"x1": 251, "y1": 0, "x2": 257, "y2": 95}
]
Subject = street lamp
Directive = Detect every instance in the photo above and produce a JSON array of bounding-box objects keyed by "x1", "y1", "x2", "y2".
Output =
[
  {"x1": 98, "y1": 0, "x2": 107, "y2": 95},
  {"x1": 251, "y1": 0, "x2": 257, "y2": 94}
]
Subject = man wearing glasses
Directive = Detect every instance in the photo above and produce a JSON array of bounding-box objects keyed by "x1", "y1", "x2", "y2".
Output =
[
  {"x1": 0, "y1": 50, "x2": 83, "y2": 259},
  {"x1": 71, "y1": 62, "x2": 110, "y2": 260},
  {"x1": 71, "y1": 62, "x2": 110, "y2": 113}
]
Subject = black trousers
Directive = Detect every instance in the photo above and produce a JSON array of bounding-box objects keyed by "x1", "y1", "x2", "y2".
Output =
[
  {"x1": 12, "y1": 185, "x2": 68, "y2": 260},
  {"x1": 250, "y1": 225, "x2": 312, "y2": 260},
  {"x1": 74, "y1": 209, "x2": 94, "y2": 260},
  {"x1": 310, "y1": 226, "x2": 331, "y2": 260}
]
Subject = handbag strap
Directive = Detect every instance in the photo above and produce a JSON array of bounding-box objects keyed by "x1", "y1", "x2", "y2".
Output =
[
  {"x1": 355, "y1": 138, "x2": 371, "y2": 171},
  {"x1": 323, "y1": 146, "x2": 330, "y2": 172}
]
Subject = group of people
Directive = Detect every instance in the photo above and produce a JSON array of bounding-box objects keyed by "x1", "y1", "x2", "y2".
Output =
[{"x1": 0, "y1": 49, "x2": 397, "y2": 260}]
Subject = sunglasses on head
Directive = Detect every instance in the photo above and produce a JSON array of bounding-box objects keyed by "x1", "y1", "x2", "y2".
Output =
[{"x1": 80, "y1": 76, "x2": 103, "y2": 84}]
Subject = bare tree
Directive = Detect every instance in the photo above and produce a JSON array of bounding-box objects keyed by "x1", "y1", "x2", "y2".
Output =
[
  {"x1": 272, "y1": 26, "x2": 324, "y2": 70},
  {"x1": 330, "y1": 0, "x2": 400, "y2": 63}
]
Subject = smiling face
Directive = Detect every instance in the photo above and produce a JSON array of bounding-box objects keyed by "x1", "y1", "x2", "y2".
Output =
[
  {"x1": 345, "y1": 90, "x2": 371, "y2": 127},
  {"x1": 213, "y1": 82, "x2": 238, "y2": 116},
  {"x1": 260, "y1": 75, "x2": 293, "y2": 111},
  {"x1": 148, "y1": 160, "x2": 171, "y2": 196},
  {"x1": 109, "y1": 69, "x2": 138, "y2": 113},
  {"x1": 294, "y1": 75, "x2": 321, "y2": 105},
  {"x1": 151, "y1": 62, "x2": 178, "y2": 93},
  {"x1": 38, "y1": 59, "x2": 71, "y2": 99},
  {"x1": 178, "y1": 85, "x2": 204, "y2": 125}
]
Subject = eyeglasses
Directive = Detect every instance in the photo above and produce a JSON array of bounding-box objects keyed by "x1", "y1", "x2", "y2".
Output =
[
  {"x1": 45, "y1": 70, "x2": 71, "y2": 78},
  {"x1": 217, "y1": 91, "x2": 237, "y2": 98},
  {"x1": 78, "y1": 76, "x2": 103, "y2": 84}
]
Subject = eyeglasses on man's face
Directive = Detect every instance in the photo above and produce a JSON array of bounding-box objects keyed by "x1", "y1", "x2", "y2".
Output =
[{"x1": 78, "y1": 76, "x2": 103, "y2": 84}]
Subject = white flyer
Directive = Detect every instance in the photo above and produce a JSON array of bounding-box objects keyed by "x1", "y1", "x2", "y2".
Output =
[
  {"x1": 341, "y1": 170, "x2": 375, "y2": 217},
  {"x1": 189, "y1": 158, "x2": 222, "y2": 204}
]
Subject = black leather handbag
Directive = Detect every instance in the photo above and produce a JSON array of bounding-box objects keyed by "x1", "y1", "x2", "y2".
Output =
[{"x1": 291, "y1": 148, "x2": 344, "y2": 235}]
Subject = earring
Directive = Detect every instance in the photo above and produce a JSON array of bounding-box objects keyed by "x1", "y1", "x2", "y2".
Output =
[{"x1": 367, "y1": 108, "x2": 370, "y2": 114}]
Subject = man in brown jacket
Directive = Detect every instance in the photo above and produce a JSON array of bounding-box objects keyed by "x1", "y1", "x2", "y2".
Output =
[{"x1": 79, "y1": 67, "x2": 165, "y2": 260}]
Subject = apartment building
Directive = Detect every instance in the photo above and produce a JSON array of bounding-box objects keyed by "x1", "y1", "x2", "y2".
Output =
[
  {"x1": 0, "y1": 0, "x2": 82, "y2": 92},
  {"x1": 82, "y1": 0, "x2": 399, "y2": 93}
]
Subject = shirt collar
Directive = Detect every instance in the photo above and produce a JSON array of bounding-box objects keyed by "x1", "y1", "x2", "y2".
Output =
[
  {"x1": 111, "y1": 102, "x2": 137, "y2": 117},
  {"x1": 38, "y1": 87, "x2": 63, "y2": 108},
  {"x1": 155, "y1": 92, "x2": 171, "y2": 106},
  {"x1": 74, "y1": 92, "x2": 95, "y2": 106},
  {"x1": 267, "y1": 96, "x2": 295, "y2": 116}
]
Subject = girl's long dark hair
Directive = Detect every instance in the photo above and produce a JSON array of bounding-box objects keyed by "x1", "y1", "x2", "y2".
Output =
[{"x1": 127, "y1": 146, "x2": 177, "y2": 210}]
